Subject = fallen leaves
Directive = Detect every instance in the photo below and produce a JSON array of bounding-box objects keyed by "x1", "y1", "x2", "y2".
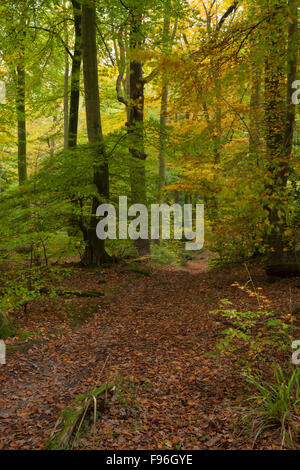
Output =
[{"x1": 0, "y1": 261, "x2": 299, "y2": 450}]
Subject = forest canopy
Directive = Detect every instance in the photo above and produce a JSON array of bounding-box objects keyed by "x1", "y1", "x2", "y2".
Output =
[{"x1": 0, "y1": 0, "x2": 298, "y2": 271}]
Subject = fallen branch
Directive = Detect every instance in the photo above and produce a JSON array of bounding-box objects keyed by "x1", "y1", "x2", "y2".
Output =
[
  {"x1": 44, "y1": 382, "x2": 115, "y2": 450},
  {"x1": 40, "y1": 287, "x2": 105, "y2": 297},
  {"x1": 120, "y1": 265, "x2": 151, "y2": 277}
]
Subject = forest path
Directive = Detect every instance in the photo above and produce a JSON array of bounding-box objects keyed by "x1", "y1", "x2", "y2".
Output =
[
  {"x1": 0, "y1": 260, "x2": 298, "y2": 450},
  {"x1": 179, "y1": 250, "x2": 213, "y2": 274}
]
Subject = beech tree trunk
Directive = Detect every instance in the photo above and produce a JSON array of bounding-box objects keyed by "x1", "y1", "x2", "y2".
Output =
[
  {"x1": 127, "y1": 11, "x2": 150, "y2": 255},
  {"x1": 15, "y1": 3, "x2": 27, "y2": 186},
  {"x1": 157, "y1": 15, "x2": 171, "y2": 205},
  {"x1": 68, "y1": 0, "x2": 82, "y2": 149},
  {"x1": 264, "y1": 0, "x2": 289, "y2": 266},
  {"x1": 15, "y1": 9, "x2": 27, "y2": 186},
  {"x1": 249, "y1": 37, "x2": 262, "y2": 159},
  {"x1": 264, "y1": 0, "x2": 299, "y2": 277},
  {"x1": 63, "y1": 6, "x2": 69, "y2": 150},
  {"x1": 16, "y1": 59, "x2": 27, "y2": 185},
  {"x1": 81, "y1": 0, "x2": 110, "y2": 266}
]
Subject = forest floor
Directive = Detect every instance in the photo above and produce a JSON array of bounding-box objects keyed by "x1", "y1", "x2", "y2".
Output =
[{"x1": 1, "y1": 253, "x2": 300, "y2": 450}]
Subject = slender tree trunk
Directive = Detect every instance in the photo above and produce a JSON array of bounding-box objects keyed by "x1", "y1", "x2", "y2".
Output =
[
  {"x1": 68, "y1": 0, "x2": 82, "y2": 149},
  {"x1": 155, "y1": 15, "x2": 177, "y2": 246},
  {"x1": 63, "y1": 8, "x2": 69, "y2": 150},
  {"x1": 214, "y1": 76, "x2": 222, "y2": 165},
  {"x1": 16, "y1": 57, "x2": 27, "y2": 185},
  {"x1": 48, "y1": 116, "x2": 57, "y2": 157},
  {"x1": 127, "y1": 12, "x2": 150, "y2": 255},
  {"x1": 157, "y1": 16, "x2": 171, "y2": 205},
  {"x1": 81, "y1": 0, "x2": 110, "y2": 266},
  {"x1": 154, "y1": 82, "x2": 169, "y2": 247},
  {"x1": 249, "y1": 38, "x2": 262, "y2": 159},
  {"x1": 66, "y1": 1, "x2": 84, "y2": 239},
  {"x1": 14, "y1": 2, "x2": 27, "y2": 186}
]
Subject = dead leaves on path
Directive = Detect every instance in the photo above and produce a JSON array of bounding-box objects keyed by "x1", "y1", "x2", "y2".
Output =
[{"x1": 0, "y1": 262, "x2": 300, "y2": 450}]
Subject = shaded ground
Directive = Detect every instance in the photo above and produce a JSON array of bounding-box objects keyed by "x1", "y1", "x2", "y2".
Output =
[{"x1": 0, "y1": 257, "x2": 300, "y2": 450}]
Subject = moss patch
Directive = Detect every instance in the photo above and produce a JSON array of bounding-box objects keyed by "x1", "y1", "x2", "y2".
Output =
[{"x1": 44, "y1": 382, "x2": 115, "y2": 450}]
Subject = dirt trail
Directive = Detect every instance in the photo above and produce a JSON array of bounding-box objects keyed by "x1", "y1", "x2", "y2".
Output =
[
  {"x1": 182, "y1": 250, "x2": 213, "y2": 274},
  {"x1": 0, "y1": 260, "x2": 299, "y2": 450}
]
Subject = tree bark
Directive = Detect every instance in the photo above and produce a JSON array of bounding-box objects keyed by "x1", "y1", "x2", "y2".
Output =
[
  {"x1": 157, "y1": 15, "x2": 171, "y2": 205},
  {"x1": 63, "y1": 5, "x2": 69, "y2": 150},
  {"x1": 127, "y1": 11, "x2": 150, "y2": 255},
  {"x1": 264, "y1": 0, "x2": 299, "y2": 276},
  {"x1": 264, "y1": 0, "x2": 289, "y2": 267},
  {"x1": 16, "y1": 19, "x2": 27, "y2": 186},
  {"x1": 81, "y1": 0, "x2": 110, "y2": 266},
  {"x1": 16, "y1": 61, "x2": 27, "y2": 185},
  {"x1": 283, "y1": 0, "x2": 298, "y2": 160},
  {"x1": 249, "y1": 37, "x2": 262, "y2": 159},
  {"x1": 68, "y1": 0, "x2": 82, "y2": 149}
]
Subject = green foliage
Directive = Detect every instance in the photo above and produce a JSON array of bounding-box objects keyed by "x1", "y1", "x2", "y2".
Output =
[
  {"x1": 105, "y1": 239, "x2": 137, "y2": 260},
  {"x1": 0, "y1": 265, "x2": 73, "y2": 338},
  {"x1": 151, "y1": 244, "x2": 179, "y2": 265},
  {"x1": 65, "y1": 300, "x2": 101, "y2": 327},
  {"x1": 151, "y1": 241, "x2": 191, "y2": 266},
  {"x1": 0, "y1": 309, "x2": 15, "y2": 339},
  {"x1": 244, "y1": 365, "x2": 300, "y2": 448},
  {"x1": 211, "y1": 299, "x2": 294, "y2": 362}
]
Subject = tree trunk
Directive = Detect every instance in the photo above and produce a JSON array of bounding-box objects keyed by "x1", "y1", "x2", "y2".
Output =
[
  {"x1": 81, "y1": 0, "x2": 110, "y2": 266},
  {"x1": 68, "y1": 0, "x2": 82, "y2": 149},
  {"x1": 157, "y1": 15, "x2": 171, "y2": 204},
  {"x1": 263, "y1": 0, "x2": 289, "y2": 267},
  {"x1": 283, "y1": 0, "x2": 298, "y2": 160},
  {"x1": 63, "y1": 5, "x2": 69, "y2": 150},
  {"x1": 16, "y1": 46, "x2": 27, "y2": 185},
  {"x1": 264, "y1": 0, "x2": 299, "y2": 276},
  {"x1": 296, "y1": 230, "x2": 300, "y2": 270},
  {"x1": 249, "y1": 38, "x2": 262, "y2": 159},
  {"x1": 48, "y1": 116, "x2": 57, "y2": 158},
  {"x1": 127, "y1": 11, "x2": 150, "y2": 255}
]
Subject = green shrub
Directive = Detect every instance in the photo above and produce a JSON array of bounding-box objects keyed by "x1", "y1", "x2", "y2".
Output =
[
  {"x1": 244, "y1": 365, "x2": 300, "y2": 448},
  {"x1": 151, "y1": 242, "x2": 191, "y2": 266},
  {"x1": 211, "y1": 299, "x2": 294, "y2": 362},
  {"x1": 0, "y1": 310, "x2": 15, "y2": 339}
]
